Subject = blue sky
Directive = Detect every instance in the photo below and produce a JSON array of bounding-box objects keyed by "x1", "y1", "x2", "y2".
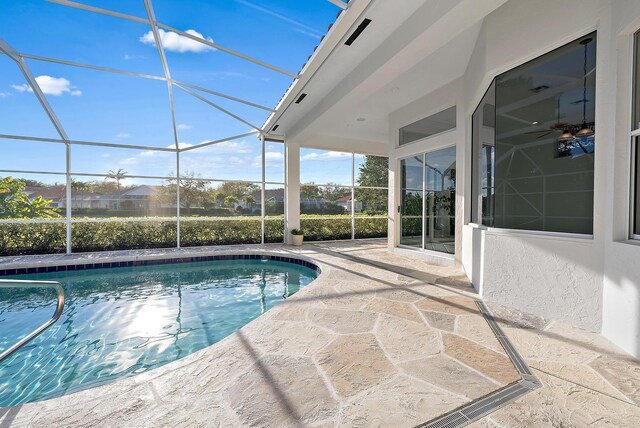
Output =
[{"x1": 0, "y1": 0, "x2": 351, "y2": 186}]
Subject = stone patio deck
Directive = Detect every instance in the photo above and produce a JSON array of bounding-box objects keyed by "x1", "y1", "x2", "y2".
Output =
[{"x1": 1, "y1": 240, "x2": 639, "y2": 427}]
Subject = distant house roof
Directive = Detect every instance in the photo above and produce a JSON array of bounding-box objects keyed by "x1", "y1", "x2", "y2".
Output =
[
  {"x1": 26, "y1": 186, "x2": 105, "y2": 202},
  {"x1": 252, "y1": 188, "x2": 284, "y2": 202},
  {"x1": 25, "y1": 185, "x2": 66, "y2": 200},
  {"x1": 335, "y1": 195, "x2": 352, "y2": 203},
  {"x1": 99, "y1": 185, "x2": 160, "y2": 200}
]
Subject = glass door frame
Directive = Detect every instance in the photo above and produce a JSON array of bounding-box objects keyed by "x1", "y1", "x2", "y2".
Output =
[{"x1": 397, "y1": 144, "x2": 457, "y2": 255}]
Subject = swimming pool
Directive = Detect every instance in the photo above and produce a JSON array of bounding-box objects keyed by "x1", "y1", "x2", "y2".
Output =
[{"x1": 0, "y1": 256, "x2": 318, "y2": 407}]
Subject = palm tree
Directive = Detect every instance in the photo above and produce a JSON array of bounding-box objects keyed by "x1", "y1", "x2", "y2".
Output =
[{"x1": 106, "y1": 169, "x2": 128, "y2": 189}]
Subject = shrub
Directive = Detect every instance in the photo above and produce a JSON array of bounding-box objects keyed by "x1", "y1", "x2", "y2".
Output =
[
  {"x1": 180, "y1": 220, "x2": 261, "y2": 247},
  {"x1": 265, "y1": 219, "x2": 285, "y2": 244},
  {"x1": 0, "y1": 222, "x2": 66, "y2": 255},
  {"x1": 401, "y1": 217, "x2": 422, "y2": 238},
  {"x1": 72, "y1": 221, "x2": 177, "y2": 252},
  {"x1": 355, "y1": 217, "x2": 388, "y2": 239},
  {"x1": 0, "y1": 216, "x2": 385, "y2": 256},
  {"x1": 300, "y1": 217, "x2": 352, "y2": 241}
]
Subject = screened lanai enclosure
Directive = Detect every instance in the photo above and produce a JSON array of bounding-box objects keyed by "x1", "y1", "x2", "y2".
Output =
[{"x1": 0, "y1": 0, "x2": 388, "y2": 256}]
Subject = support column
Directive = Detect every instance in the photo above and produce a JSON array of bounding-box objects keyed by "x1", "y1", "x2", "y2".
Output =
[
  {"x1": 66, "y1": 144, "x2": 72, "y2": 254},
  {"x1": 261, "y1": 134, "x2": 266, "y2": 245},
  {"x1": 285, "y1": 141, "x2": 300, "y2": 244},
  {"x1": 387, "y1": 155, "x2": 396, "y2": 251}
]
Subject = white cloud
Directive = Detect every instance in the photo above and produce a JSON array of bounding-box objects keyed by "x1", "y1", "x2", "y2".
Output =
[
  {"x1": 253, "y1": 151, "x2": 284, "y2": 168},
  {"x1": 12, "y1": 76, "x2": 81, "y2": 96},
  {"x1": 301, "y1": 151, "x2": 352, "y2": 161},
  {"x1": 115, "y1": 132, "x2": 131, "y2": 139},
  {"x1": 35, "y1": 76, "x2": 73, "y2": 96},
  {"x1": 139, "y1": 29, "x2": 214, "y2": 53},
  {"x1": 114, "y1": 140, "x2": 260, "y2": 178},
  {"x1": 177, "y1": 124, "x2": 192, "y2": 131},
  {"x1": 12, "y1": 84, "x2": 29, "y2": 92},
  {"x1": 0, "y1": 92, "x2": 11, "y2": 98}
]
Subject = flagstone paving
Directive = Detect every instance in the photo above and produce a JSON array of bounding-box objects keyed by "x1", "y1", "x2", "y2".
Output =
[{"x1": 1, "y1": 239, "x2": 639, "y2": 427}]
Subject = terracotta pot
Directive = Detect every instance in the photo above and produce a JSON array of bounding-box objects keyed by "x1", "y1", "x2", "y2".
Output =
[{"x1": 291, "y1": 234, "x2": 304, "y2": 246}]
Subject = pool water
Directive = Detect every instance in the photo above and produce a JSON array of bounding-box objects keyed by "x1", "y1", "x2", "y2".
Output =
[{"x1": 0, "y1": 259, "x2": 317, "y2": 407}]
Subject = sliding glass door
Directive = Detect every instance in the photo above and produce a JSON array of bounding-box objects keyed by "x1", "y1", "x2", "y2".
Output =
[{"x1": 400, "y1": 146, "x2": 456, "y2": 254}]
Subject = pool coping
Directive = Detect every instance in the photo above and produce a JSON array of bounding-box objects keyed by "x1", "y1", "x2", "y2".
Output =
[{"x1": 0, "y1": 246, "x2": 323, "y2": 276}]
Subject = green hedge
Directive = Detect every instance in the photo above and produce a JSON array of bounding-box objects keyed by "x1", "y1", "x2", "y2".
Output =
[
  {"x1": 300, "y1": 217, "x2": 387, "y2": 241},
  {"x1": 72, "y1": 221, "x2": 177, "y2": 252},
  {"x1": 265, "y1": 219, "x2": 286, "y2": 244},
  {"x1": 0, "y1": 222, "x2": 66, "y2": 255},
  {"x1": 0, "y1": 216, "x2": 387, "y2": 256},
  {"x1": 180, "y1": 219, "x2": 285, "y2": 247},
  {"x1": 401, "y1": 217, "x2": 422, "y2": 239},
  {"x1": 0, "y1": 218, "x2": 287, "y2": 256},
  {"x1": 300, "y1": 217, "x2": 352, "y2": 241},
  {"x1": 355, "y1": 217, "x2": 388, "y2": 239},
  {"x1": 180, "y1": 220, "x2": 260, "y2": 247}
]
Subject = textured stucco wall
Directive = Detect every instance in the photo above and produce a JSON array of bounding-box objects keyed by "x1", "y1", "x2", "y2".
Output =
[{"x1": 482, "y1": 233, "x2": 603, "y2": 331}]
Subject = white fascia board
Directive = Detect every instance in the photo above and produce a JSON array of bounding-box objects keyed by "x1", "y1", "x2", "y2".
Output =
[{"x1": 262, "y1": 0, "x2": 372, "y2": 136}]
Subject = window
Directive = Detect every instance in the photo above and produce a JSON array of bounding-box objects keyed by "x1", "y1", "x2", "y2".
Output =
[
  {"x1": 472, "y1": 33, "x2": 596, "y2": 234},
  {"x1": 399, "y1": 106, "x2": 456, "y2": 146},
  {"x1": 633, "y1": 30, "x2": 640, "y2": 237}
]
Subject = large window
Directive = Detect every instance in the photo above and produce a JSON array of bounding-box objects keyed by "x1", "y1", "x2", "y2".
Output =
[
  {"x1": 633, "y1": 30, "x2": 640, "y2": 238},
  {"x1": 472, "y1": 33, "x2": 596, "y2": 234},
  {"x1": 399, "y1": 106, "x2": 456, "y2": 146},
  {"x1": 299, "y1": 149, "x2": 388, "y2": 241},
  {"x1": 400, "y1": 147, "x2": 456, "y2": 254}
]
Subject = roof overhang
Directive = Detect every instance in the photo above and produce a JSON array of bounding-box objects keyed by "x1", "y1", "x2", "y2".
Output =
[{"x1": 265, "y1": 0, "x2": 509, "y2": 147}]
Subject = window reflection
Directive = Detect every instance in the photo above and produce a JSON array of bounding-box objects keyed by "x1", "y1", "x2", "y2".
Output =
[
  {"x1": 399, "y1": 106, "x2": 456, "y2": 146},
  {"x1": 472, "y1": 33, "x2": 596, "y2": 234}
]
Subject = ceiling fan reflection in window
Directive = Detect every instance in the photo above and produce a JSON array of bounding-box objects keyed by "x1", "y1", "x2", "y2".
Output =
[{"x1": 525, "y1": 37, "x2": 595, "y2": 157}]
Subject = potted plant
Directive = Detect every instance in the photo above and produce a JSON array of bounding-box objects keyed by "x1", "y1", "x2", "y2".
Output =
[{"x1": 290, "y1": 228, "x2": 304, "y2": 246}]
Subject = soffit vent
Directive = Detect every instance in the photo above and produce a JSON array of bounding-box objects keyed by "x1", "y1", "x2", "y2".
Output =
[
  {"x1": 295, "y1": 93, "x2": 308, "y2": 104},
  {"x1": 344, "y1": 18, "x2": 372, "y2": 46},
  {"x1": 272, "y1": 124, "x2": 279, "y2": 131}
]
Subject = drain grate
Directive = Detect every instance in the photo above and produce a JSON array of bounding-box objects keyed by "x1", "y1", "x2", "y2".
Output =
[
  {"x1": 475, "y1": 301, "x2": 533, "y2": 376},
  {"x1": 417, "y1": 411, "x2": 468, "y2": 428},
  {"x1": 417, "y1": 301, "x2": 541, "y2": 428},
  {"x1": 461, "y1": 383, "x2": 529, "y2": 420}
]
